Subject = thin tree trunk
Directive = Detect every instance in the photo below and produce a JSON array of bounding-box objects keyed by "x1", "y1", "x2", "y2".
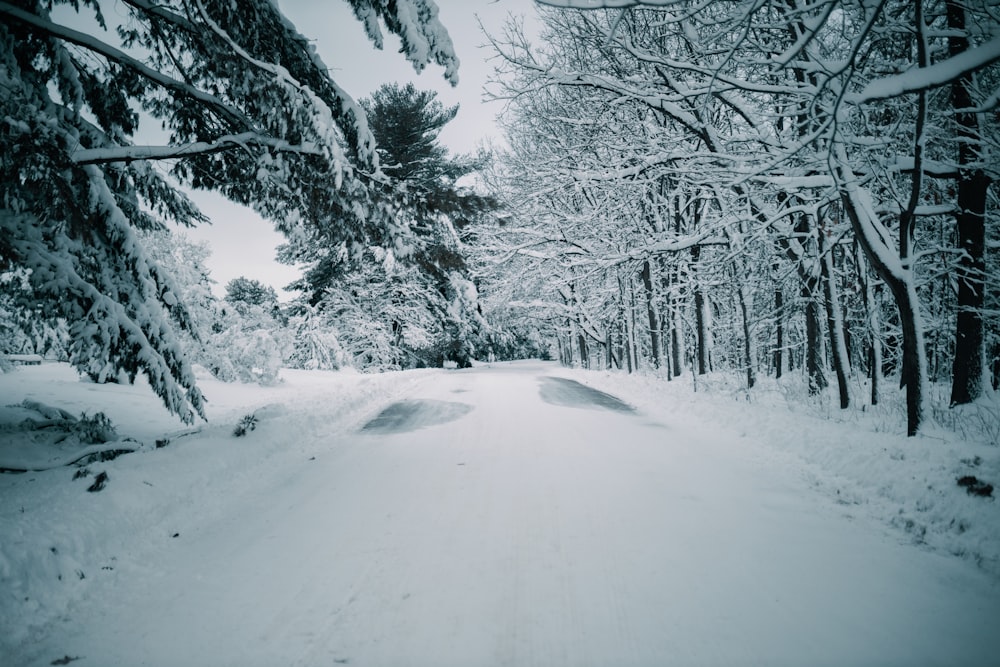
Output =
[
  {"x1": 640, "y1": 260, "x2": 662, "y2": 369},
  {"x1": 819, "y1": 230, "x2": 850, "y2": 409},
  {"x1": 858, "y1": 243, "x2": 883, "y2": 406},
  {"x1": 691, "y1": 245, "x2": 709, "y2": 375},
  {"x1": 578, "y1": 330, "x2": 589, "y2": 369},
  {"x1": 660, "y1": 313, "x2": 672, "y2": 379},
  {"x1": 628, "y1": 278, "x2": 640, "y2": 372},
  {"x1": 804, "y1": 277, "x2": 828, "y2": 395},
  {"x1": 671, "y1": 323, "x2": 684, "y2": 378},
  {"x1": 618, "y1": 276, "x2": 634, "y2": 374},
  {"x1": 623, "y1": 316, "x2": 633, "y2": 374},
  {"x1": 838, "y1": 153, "x2": 928, "y2": 435},
  {"x1": 694, "y1": 288, "x2": 709, "y2": 375},
  {"x1": 737, "y1": 277, "x2": 756, "y2": 389},
  {"x1": 781, "y1": 210, "x2": 827, "y2": 394},
  {"x1": 774, "y1": 287, "x2": 784, "y2": 379},
  {"x1": 842, "y1": 0, "x2": 929, "y2": 435},
  {"x1": 670, "y1": 265, "x2": 684, "y2": 377},
  {"x1": 690, "y1": 207, "x2": 710, "y2": 375}
]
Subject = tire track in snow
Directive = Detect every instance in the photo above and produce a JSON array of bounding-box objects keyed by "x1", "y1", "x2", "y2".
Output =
[{"x1": 11, "y1": 362, "x2": 1000, "y2": 666}]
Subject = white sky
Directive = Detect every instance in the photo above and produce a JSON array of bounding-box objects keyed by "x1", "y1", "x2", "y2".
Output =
[{"x1": 181, "y1": 0, "x2": 542, "y2": 300}]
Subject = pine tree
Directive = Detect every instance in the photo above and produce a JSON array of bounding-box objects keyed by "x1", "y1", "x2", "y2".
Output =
[
  {"x1": 285, "y1": 83, "x2": 497, "y2": 368},
  {"x1": 224, "y1": 278, "x2": 279, "y2": 316},
  {"x1": 0, "y1": 0, "x2": 459, "y2": 421}
]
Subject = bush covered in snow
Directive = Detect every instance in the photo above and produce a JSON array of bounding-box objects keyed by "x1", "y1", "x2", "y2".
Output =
[{"x1": 208, "y1": 328, "x2": 283, "y2": 386}]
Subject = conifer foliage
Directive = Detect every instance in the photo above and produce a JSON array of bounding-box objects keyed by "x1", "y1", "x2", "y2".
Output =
[
  {"x1": 0, "y1": 0, "x2": 458, "y2": 421},
  {"x1": 283, "y1": 83, "x2": 497, "y2": 370}
]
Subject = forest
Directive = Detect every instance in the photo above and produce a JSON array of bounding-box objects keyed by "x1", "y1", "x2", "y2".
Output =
[{"x1": 1, "y1": 0, "x2": 998, "y2": 437}]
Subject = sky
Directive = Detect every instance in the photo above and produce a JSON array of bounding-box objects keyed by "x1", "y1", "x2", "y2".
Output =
[{"x1": 180, "y1": 0, "x2": 543, "y2": 300}]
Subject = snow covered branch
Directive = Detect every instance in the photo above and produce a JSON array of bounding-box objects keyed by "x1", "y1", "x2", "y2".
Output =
[
  {"x1": 70, "y1": 134, "x2": 321, "y2": 165},
  {"x1": 848, "y1": 37, "x2": 1000, "y2": 105},
  {"x1": 534, "y1": 0, "x2": 667, "y2": 7},
  {"x1": 0, "y1": 1, "x2": 255, "y2": 132}
]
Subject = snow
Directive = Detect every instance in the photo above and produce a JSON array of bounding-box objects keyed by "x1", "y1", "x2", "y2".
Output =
[
  {"x1": 849, "y1": 36, "x2": 1000, "y2": 104},
  {"x1": 1, "y1": 361, "x2": 999, "y2": 665},
  {"x1": 70, "y1": 134, "x2": 321, "y2": 165}
]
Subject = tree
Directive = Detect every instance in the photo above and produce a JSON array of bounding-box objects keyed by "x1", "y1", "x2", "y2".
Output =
[
  {"x1": 138, "y1": 227, "x2": 222, "y2": 364},
  {"x1": 1, "y1": 268, "x2": 70, "y2": 361},
  {"x1": 506, "y1": 0, "x2": 998, "y2": 434},
  {"x1": 224, "y1": 277, "x2": 279, "y2": 315},
  {"x1": 284, "y1": 82, "x2": 496, "y2": 369},
  {"x1": 362, "y1": 83, "x2": 458, "y2": 185},
  {"x1": 946, "y1": 0, "x2": 993, "y2": 405},
  {"x1": 0, "y1": 0, "x2": 459, "y2": 422}
]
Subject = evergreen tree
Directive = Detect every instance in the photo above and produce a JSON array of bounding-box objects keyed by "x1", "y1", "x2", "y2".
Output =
[
  {"x1": 224, "y1": 278, "x2": 279, "y2": 316},
  {"x1": 0, "y1": 0, "x2": 458, "y2": 422},
  {"x1": 284, "y1": 83, "x2": 497, "y2": 369}
]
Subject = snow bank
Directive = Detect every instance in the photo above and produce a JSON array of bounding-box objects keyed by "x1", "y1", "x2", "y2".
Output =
[
  {"x1": 550, "y1": 366, "x2": 1000, "y2": 580},
  {"x1": 0, "y1": 362, "x2": 434, "y2": 647}
]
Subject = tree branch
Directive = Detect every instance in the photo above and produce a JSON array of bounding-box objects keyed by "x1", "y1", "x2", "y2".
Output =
[
  {"x1": 848, "y1": 36, "x2": 1000, "y2": 104},
  {"x1": 70, "y1": 133, "x2": 321, "y2": 165},
  {"x1": 0, "y1": 1, "x2": 254, "y2": 132}
]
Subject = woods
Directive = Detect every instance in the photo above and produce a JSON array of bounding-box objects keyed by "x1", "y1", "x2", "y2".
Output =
[
  {"x1": 1, "y1": 0, "x2": 997, "y2": 438},
  {"x1": 481, "y1": 0, "x2": 998, "y2": 435}
]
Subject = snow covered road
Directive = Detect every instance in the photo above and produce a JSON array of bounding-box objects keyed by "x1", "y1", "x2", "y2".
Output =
[{"x1": 7, "y1": 362, "x2": 1000, "y2": 666}]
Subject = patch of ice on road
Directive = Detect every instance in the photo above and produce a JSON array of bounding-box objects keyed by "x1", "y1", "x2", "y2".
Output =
[
  {"x1": 538, "y1": 376, "x2": 635, "y2": 413},
  {"x1": 361, "y1": 399, "x2": 473, "y2": 434}
]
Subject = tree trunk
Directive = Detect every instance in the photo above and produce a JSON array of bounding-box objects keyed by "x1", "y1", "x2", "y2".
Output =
[
  {"x1": 838, "y1": 154, "x2": 928, "y2": 436},
  {"x1": 628, "y1": 278, "x2": 640, "y2": 372},
  {"x1": 780, "y1": 210, "x2": 827, "y2": 394},
  {"x1": 671, "y1": 323, "x2": 684, "y2": 378},
  {"x1": 669, "y1": 264, "x2": 684, "y2": 378},
  {"x1": 623, "y1": 316, "x2": 633, "y2": 373},
  {"x1": 640, "y1": 260, "x2": 662, "y2": 369},
  {"x1": 690, "y1": 234, "x2": 712, "y2": 375},
  {"x1": 894, "y1": 280, "x2": 928, "y2": 436},
  {"x1": 947, "y1": 0, "x2": 989, "y2": 406},
  {"x1": 819, "y1": 230, "x2": 850, "y2": 409},
  {"x1": 858, "y1": 243, "x2": 883, "y2": 406},
  {"x1": 737, "y1": 277, "x2": 756, "y2": 389},
  {"x1": 660, "y1": 313, "x2": 672, "y2": 379},
  {"x1": 694, "y1": 288, "x2": 710, "y2": 375},
  {"x1": 802, "y1": 281, "x2": 829, "y2": 396},
  {"x1": 804, "y1": 277, "x2": 828, "y2": 395},
  {"x1": 578, "y1": 330, "x2": 589, "y2": 369},
  {"x1": 774, "y1": 287, "x2": 784, "y2": 379}
]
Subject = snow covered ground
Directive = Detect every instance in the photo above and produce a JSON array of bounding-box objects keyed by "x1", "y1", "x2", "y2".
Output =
[{"x1": 1, "y1": 361, "x2": 998, "y2": 666}]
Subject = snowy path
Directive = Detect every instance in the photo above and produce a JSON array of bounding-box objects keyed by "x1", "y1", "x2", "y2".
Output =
[{"x1": 10, "y1": 362, "x2": 1000, "y2": 666}]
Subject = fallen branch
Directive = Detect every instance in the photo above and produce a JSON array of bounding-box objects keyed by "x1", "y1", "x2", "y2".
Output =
[{"x1": 0, "y1": 441, "x2": 142, "y2": 473}]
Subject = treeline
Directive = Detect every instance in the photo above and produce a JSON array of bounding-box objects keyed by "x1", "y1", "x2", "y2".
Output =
[{"x1": 481, "y1": 0, "x2": 998, "y2": 435}]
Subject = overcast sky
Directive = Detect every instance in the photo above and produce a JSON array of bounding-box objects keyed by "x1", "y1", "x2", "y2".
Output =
[{"x1": 182, "y1": 0, "x2": 542, "y2": 300}]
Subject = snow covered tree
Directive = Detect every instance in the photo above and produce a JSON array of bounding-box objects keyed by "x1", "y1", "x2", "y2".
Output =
[
  {"x1": 284, "y1": 82, "x2": 496, "y2": 369},
  {"x1": 499, "y1": 0, "x2": 999, "y2": 434},
  {"x1": 283, "y1": 302, "x2": 347, "y2": 371},
  {"x1": 137, "y1": 228, "x2": 224, "y2": 367},
  {"x1": 0, "y1": 268, "x2": 70, "y2": 361},
  {"x1": 944, "y1": 0, "x2": 995, "y2": 405},
  {"x1": 138, "y1": 231, "x2": 296, "y2": 384},
  {"x1": 0, "y1": 0, "x2": 459, "y2": 421},
  {"x1": 224, "y1": 278, "x2": 279, "y2": 316}
]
